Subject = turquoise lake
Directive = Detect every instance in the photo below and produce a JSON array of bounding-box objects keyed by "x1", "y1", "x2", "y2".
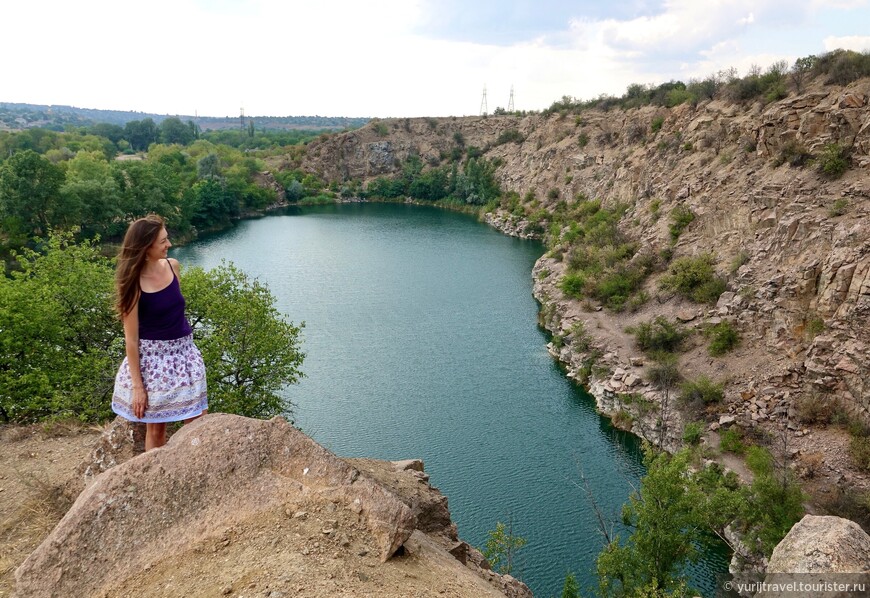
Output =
[{"x1": 172, "y1": 202, "x2": 730, "y2": 597}]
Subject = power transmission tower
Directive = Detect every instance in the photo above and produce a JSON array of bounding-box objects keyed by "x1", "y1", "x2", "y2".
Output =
[
  {"x1": 480, "y1": 85, "x2": 488, "y2": 116},
  {"x1": 507, "y1": 85, "x2": 515, "y2": 113}
]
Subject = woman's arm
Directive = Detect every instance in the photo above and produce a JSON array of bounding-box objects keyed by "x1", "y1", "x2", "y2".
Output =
[{"x1": 122, "y1": 295, "x2": 147, "y2": 419}]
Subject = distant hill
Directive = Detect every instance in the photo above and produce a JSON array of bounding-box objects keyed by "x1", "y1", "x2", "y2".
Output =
[{"x1": 0, "y1": 102, "x2": 370, "y2": 132}]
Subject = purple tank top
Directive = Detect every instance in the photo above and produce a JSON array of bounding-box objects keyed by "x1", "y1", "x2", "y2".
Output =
[{"x1": 138, "y1": 260, "x2": 193, "y2": 341}]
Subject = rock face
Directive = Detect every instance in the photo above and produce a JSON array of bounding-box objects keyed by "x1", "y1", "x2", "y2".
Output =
[
  {"x1": 291, "y1": 78, "x2": 870, "y2": 482},
  {"x1": 15, "y1": 414, "x2": 415, "y2": 597},
  {"x1": 758, "y1": 515, "x2": 870, "y2": 597},
  {"x1": 63, "y1": 416, "x2": 144, "y2": 500},
  {"x1": 16, "y1": 414, "x2": 530, "y2": 598}
]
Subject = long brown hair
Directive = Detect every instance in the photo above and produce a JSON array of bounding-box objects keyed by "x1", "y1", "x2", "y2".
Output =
[{"x1": 115, "y1": 214, "x2": 165, "y2": 317}]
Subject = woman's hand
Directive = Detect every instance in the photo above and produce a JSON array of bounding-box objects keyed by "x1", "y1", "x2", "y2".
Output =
[{"x1": 132, "y1": 386, "x2": 148, "y2": 419}]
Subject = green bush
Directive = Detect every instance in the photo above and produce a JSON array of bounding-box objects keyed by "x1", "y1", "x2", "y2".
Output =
[
  {"x1": 719, "y1": 428, "x2": 745, "y2": 454},
  {"x1": 817, "y1": 143, "x2": 849, "y2": 178},
  {"x1": 646, "y1": 353, "x2": 681, "y2": 389},
  {"x1": 679, "y1": 375, "x2": 724, "y2": 409},
  {"x1": 772, "y1": 141, "x2": 812, "y2": 167},
  {"x1": 373, "y1": 122, "x2": 389, "y2": 136},
  {"x1": 795, "y1": 392, "x2": 838, "y2": 425},
  {"x1": 495, "y1": 128, "x2": 525, "y2": 145},
  {"x1": 850, "y1": 431, "x2": 870, "y2": 472},
  {"x1": 559, "y1": 273, "x2": 586, "y2": 298},
  {"x1": 683, "y1": 421, "x2": 703, "y2": 445},
  {"x1": 828, "y1": 198, "x2": 848, "y2": 217},
  {"x1": 707, "y1": 321, "x2": 740, "y2": 356},
  {"x1": 669, "y1": 206, "x2": 695, "y2": 241},
  {"x1": 632, "y1": 316, "x2": 687, "y2": 354},
  {"x1": 741, "y1": 446, "x2": 805, "y2": 555},
  {"x1": 613, "y1": 409, "x2": 634, "y2": 430},
  {"x1": 651, "y1": 116, "x2": 665, "y2": 133},
  {"x1": 659, "y1": 254, "x2": 726, "y2": 303}
]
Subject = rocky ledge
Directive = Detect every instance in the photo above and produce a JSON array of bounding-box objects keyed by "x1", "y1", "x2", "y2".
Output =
[{"x1": 15, "y1": 415, "x2": 531, "y2": 598}]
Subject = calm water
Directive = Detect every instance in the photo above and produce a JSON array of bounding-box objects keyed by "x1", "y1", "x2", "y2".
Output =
[{"x1": 173, "y1": 202, "x2": 729, "y2": 597}]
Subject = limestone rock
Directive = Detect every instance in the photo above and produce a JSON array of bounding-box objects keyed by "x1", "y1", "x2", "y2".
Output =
[
  {"x1": 64, "y1": 416, "x2": 145, "y2": 500},
  {"x1": 766, "y1": 515, "x2": 870, "y2": 574},
  {"x1": 15, "y1": 414, "x2": 417, "y2": 598},
  {"x1": 758, "y1": 515, "x2": 870, "y2": 597}
]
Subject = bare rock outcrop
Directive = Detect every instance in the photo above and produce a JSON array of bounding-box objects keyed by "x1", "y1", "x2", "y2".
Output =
[
  {"x1": 15, "y1": 414, "x2": 416, "y2": 597},
  {"x1": 757, "y1": 515, "x2": 870, "y2": 597},
  {"x1": 63, "y1": 416, "x2": 144, "y2": 500}
]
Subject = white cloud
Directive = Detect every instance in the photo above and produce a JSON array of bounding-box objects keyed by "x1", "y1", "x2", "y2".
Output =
[
  {"x1": 824, "y1": 35, "x2": 870, "y2": 50},
  {"x1": 3, "y1": 0, "x2": 870, "y2": 117}
]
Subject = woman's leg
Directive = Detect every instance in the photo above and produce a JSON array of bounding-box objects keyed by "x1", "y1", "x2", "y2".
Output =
[
  {"x1": 184, "y1": 409, "x2": 207, "y2": 425},
  {"x1": 145, "y1": 422, "x2": 168, "y2": 450}
]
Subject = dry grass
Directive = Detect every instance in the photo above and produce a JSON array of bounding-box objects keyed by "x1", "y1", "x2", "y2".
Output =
[{"x1": 0, "y1": 474, "x2": 71, "y2": 590}]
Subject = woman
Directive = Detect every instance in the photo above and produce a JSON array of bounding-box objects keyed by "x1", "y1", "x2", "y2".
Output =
[{"x1": 111, "y1": 214, "x2": 208, "y2": 450}]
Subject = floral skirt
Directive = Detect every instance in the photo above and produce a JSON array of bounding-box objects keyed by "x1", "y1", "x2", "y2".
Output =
[{"x1": 112, "y1": 334, "x2": 208, "y2": 423}]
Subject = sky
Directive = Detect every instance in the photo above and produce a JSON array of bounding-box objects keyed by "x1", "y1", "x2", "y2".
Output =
[{"x1": 2, "y1": 0, "x2": 870, "y2": 118}]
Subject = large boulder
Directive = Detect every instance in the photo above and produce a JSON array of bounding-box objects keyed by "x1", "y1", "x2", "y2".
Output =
[
  {"x1": 15, "y1": 414, "x2": 416, "y2": 598},
  {"x1": 758, "y1": 515, "x2": 870, "y2": 597}
]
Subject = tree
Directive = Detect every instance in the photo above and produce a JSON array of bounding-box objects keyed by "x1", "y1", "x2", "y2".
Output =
[
  {"x1": 790, "y1": 56, "x2": 817, "y2": 94},
  {"x1": 60, "y1": 151, "x2": 122, "y2": 237},
  {"x1": 197, "y1": 153, "x2": 223, "y2": 180},
  {"x1": 598, "y1": 449, "x2": 702, "y2": 597},
  {"x1": 124, "y1": 118, "x2": 158, "y2": 151},
  {"x1": 594, "y1": 446, "x2": 745, "y2": 597},
  {"x1": 0, "y1": 149, "x2": 67, "y2": 242},
  {"x1": 0, "y1": 237, "x2": 305, "y2": 424},
  {"x1": 482, "y1": 519, "x2": 527, "y2": 575},
  {"x1": 112, "y1": 160, "x2": 183, "y2": 228},
  {"x1": 182, "y1": 262, "x2": 305, "y2": 420},
  {"x1": 739, "y1": 445, "x2": 805, "y2": 555},
  {"x1": 562, "y1": 572, "x2": 580, "y2": 598},
  {"x1": 0, "y1": 232, "x2": 118, "y2": 423},
  {"x1": 159, "y1": 117, "x2": 195, "y2": 145},
  {"x1": 186, "y1": 178, "x2": 239, "y2": 228}
]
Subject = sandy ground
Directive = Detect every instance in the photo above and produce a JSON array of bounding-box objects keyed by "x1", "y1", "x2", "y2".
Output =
[
  {"x1": 0, "y1": 422, "x2": 101, "y2": 597},
  {"x1": 0, "y1": 423, "x2": 512, "y2": 598}
]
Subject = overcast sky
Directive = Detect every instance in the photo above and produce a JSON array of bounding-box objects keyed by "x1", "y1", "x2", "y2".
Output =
[{"x1": 3, "y1": 0, "x2": 870, "y2": 118}]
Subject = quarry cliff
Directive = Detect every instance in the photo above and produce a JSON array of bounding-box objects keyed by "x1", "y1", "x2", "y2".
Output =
[{"x1": 284, "y1": 76, "x2": 870, "y2": 509}]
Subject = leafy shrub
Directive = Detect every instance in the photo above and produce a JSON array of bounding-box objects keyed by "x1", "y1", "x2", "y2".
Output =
[
  {"x1": 559, "y1": 273, "x2": 586, "y2": 298},
  {"x1": 772, "y1": 141, "x2": 812, "y2": 167},
  {"x1": 707, "y1": 321, "x2": 740, "y2": 356},
  {"x1": 669, "y1": 206, "x2": 695, "y2": 241},
  {"x1": 646, "y1": 353, "x2": 681, "y2": 389},
  {"x1": 719, "y1": 428, "x2": 745, "y2": 454},
  {"x1": 804, "y1": 313, "x2": 825, "y2": 339},
  {"x1": 659, "y1": 254, "x2": 726, "y2": 303},
  {"x1": 632, "y1": 316, "x2": 687, "y2": 354},
  {"x1": 795, "y1": 392, "x2": 837, "y2": 425},
  {"x1": 741, "y1": 446, "x2": 805, "y2": 555},
  {"x1": 495, "y1": 128, "x2": 525, "y2": 145},
  {"x1": 813, "y1": 49, "x2": 870, "y2": 86},
  {"x1": 729, "y1": 250, "x2": 749, "y2": 274},
  {"x1": 577, "y1": 132, "x2": 589, "y2": 147},
  {"x1": 612, "y1": 409, "x2": 634, "y2": 430},
  {"x1": 651, "y1": 116, "x2": 665, "y2": 133},
  {"x1": 679, "y1": 375, "x2": 724, "y2": 409},
  {"x1": 683, "y1": 421, "x2": 703, "y2": 445},
  {"x1": 850, "y1": 421, "x2": 870, "y2": 472},
  {"x1": 817, "y1": 143, "x2": 849, "y2": 178},
  {"x1": 547, "y1": 188, "x2": 560, "y2": 200},
  {"x1": 373, "y1": 122, "x2": 389, "y2": 136},
  {"x1": 828, "y1": 198, "x2": 848, "y2": 217}
]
